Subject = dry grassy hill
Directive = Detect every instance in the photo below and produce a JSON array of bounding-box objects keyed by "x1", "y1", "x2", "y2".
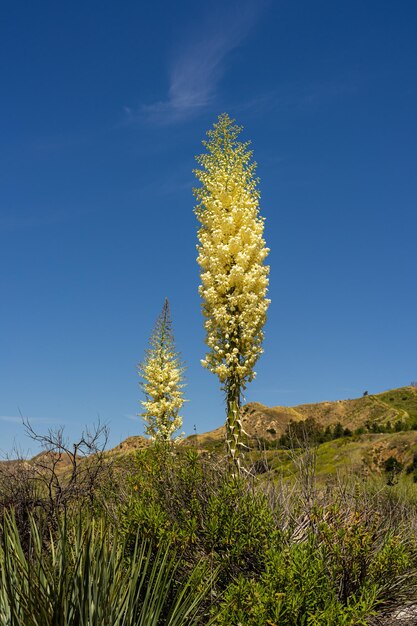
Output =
[
  {"x1": 3, "y1": 387, "x2": 416, "y2": 481},
  {"x1": 186, "y1": 385, "x2": 417, "y2": 446},
  {"x1": 182, "y1": 386, "x2": 417, "y2": 478}
]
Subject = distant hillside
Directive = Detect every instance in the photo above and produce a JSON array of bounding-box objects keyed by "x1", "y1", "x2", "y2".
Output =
[
  {"x1": 260, "y1": 430, "x2": 417, "y2": 478},
  {"x1": 4, "y1": 387, "x2": 416, "y2": 479},
  {"x1": 186, "y1": 386, "x2": 417, "y2": 447},
  {"x1": 181, "y1": 386, "x2": 417, "y2": 478}
]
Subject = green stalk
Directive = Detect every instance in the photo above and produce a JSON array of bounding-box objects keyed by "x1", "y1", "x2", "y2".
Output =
[{"x1": 225, "y1": 376, "x2": 246, "y2": 476}]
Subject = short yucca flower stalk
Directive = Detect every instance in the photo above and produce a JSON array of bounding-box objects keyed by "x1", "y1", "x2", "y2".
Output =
[
  {"x1": 194, "y1": 113, "x2": 270, "y2": 474},
  {"x1": 138, "y1": 299, "x2": 186, "y2": 443}
]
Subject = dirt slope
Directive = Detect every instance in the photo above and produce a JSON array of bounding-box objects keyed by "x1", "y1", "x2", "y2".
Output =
[{"x1": 186, "y1": 386, "x2": 417, "y2": 446}]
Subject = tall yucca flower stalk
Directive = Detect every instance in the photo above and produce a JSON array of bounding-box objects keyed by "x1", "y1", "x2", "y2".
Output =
[
  {"x1": 138, "y1": 298, "x2": 186, "y2": 442},
  {"x1": 194, "y1": 113, "x2": 270, "y2": 474}
]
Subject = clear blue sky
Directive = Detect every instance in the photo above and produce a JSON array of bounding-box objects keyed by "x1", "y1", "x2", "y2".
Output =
[{"x1": 1, "y1": 0, "x2": 416, "y2": 454}]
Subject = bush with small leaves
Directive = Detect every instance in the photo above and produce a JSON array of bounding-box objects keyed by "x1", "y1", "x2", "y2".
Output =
[{"x1": 122, "y1": 446, "x2": 277, "y2": 581}]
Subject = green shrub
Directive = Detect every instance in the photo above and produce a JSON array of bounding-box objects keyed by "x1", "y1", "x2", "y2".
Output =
[
  {"x1": 213, "y1": 482, "x2": 417, "y2": 625},
  {"x1": 383, "y1": 456, "x2": 403, "y2": 485},
  {"x1": 122, "y1": 446, "x2": 277, "y2": 578},
  {"x1": 213, "y1": 538, "x2": 379, "y2": 625}
]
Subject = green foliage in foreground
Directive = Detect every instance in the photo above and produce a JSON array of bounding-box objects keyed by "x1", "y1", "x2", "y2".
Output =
[
  {"x1": 0, "y1": 513, "x2": 212, "y2": 626},
  {"x1": 214, "y1": 542, "x2": 380, "y2": 626},
  {"x1": 123, "y1": 446, "x2": 276, "y2": 577},
  {"x1": 2, "y1": 444, "x2": 417, "y2": 625},
  {"x1": 213, "y1": 513, "x2": 415, "y2": 625},
  {"x1": 121, "y1": 446, "x2": 417, "y2": 625}
]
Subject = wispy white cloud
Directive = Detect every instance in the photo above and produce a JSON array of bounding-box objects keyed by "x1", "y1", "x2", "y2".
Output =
[
  {"x1": 0, "y1": 415, "x2": 60, "y2": 424},
  {"x1": 125, "y1": 414, "x2": 140, "y2": 422},
  {"x1": 0, "y1": 416, "x2": 24, "y2": 424},
  {"x1": 127, "y1": 1, "x2": 265, "y2": 125},
  {"x1": 233, "y1": 78, "x2": 359, "y2": 117}
]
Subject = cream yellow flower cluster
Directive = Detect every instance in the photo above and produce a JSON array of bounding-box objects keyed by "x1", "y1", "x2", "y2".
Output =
[
  {"x1": 194, "y1": 114, "x2": 270, "y2": 387},
  {"x1": 138, "y1": 299, "x2": 185, "y2": 442}
]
